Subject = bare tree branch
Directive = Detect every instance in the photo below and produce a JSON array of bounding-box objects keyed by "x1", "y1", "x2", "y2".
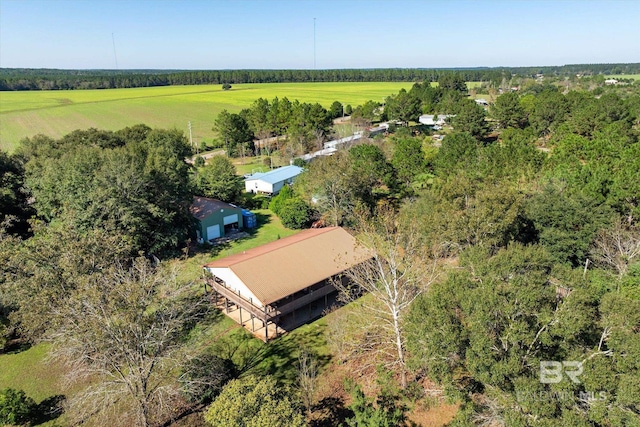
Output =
[
  {"x1": 49, "y1": 258, "x2": 209, "y2": 427},
  {"x1": 335, "y1": 206, "x2": 438, "y2": 388}
]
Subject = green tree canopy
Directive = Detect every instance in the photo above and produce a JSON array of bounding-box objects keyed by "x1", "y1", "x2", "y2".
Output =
[
  {"x1": 278, "y1": 198, "x2": 312, "y2": 229},
  {"x1": 450, "y1": 99, "x2": 490, "y2": 139},
  {"x1": 433, "y1": 131, "x2": 480, "y2": 175},
  {"x1": 0, "y1": 150, "x2": 33, "y2": 236},
  {"x1": 204, "y1": 375, "x2": 305, "y2": 427},
  {"x1": 213, "y1": 110, "x2": 255, "y2": 157},
  {"x1": 526, "y1": 185, "x2": 614, "y2": 267},
  {"x1": 295, "y1": 152, "x2": 356, "y2": 226},
  {"x1": 0, "y1": 388, "x2": 35, "y2": 426},
  {"x1": 196, "y1": 155, "x2": 242, "y2": 203},
  {"x1": 391, "y1": 136, "x2": 427, "y2": 188},
  {"x1": 385, "y1": 88, "x2": 420, "y2": 123},
  {"x1": 438, "y1": 72, "x2": 468, "y2": 93},
  {"x1": 492, "y1": 92, "x2": 528, "y2": 129},
  {"x1": 22, "y1": 127, "x2": 193, "y2": 255},
  {"x1": 329, "y1": 100, "x2": 343, "y2": 119}
]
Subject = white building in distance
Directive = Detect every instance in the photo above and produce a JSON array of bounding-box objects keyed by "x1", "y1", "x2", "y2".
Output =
[{"x1": 244, "y1": 165, "x2": 303, "y2": 195}]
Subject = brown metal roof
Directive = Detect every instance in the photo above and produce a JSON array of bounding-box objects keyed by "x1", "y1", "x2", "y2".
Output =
[
  {"x1": 190, "y1": 196, "x2": 240, "y2": 220},
  {"x1": 204, "y1": 227, "x2": 370, "y2": 305}
]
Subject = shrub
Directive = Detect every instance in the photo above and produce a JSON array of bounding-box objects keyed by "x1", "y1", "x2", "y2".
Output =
[
  {"x1": 222, "y1": 83, "x2": 232, "y2": 90},
  {"x1": 204, "y1": 375, "x2": 305, "y2": 427},
  {"x1": 344, "y1": 381, "x2": 406, "y2": 427},
  {"x1": 268, "y1": 185, "x2": 294, "y2": 215},
  {"x1": 292, "y1": 158, "x2": 307, "y2": 168},
  {"x1": 194, "y1": 155, "x2": 205, "y2": 167},
  {"x1": 279, "y1": 198, "x2": 312, "y2": 229},
  {"x1": 0, "y1": 388, "x2": 35, "y2": 426}
]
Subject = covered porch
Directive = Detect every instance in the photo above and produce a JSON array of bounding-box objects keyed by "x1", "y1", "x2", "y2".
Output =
[{"x1": 205, "y1": 275, "x2": 343, "y2": 342}]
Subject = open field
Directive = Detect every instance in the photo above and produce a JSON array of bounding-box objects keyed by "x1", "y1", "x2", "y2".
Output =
[
  {"x1": 0, "y1": 82, "x2": 411, "y2": 152},
  {"x1": 604, "y1": 74, "x2": 640, "y2": 80}
]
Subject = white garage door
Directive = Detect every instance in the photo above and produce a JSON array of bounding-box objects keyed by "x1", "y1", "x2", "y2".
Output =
[
  {"x1": 206, "y1": 224, "x2": 220, "y2": 240},
  {"x1": 223, "y1": 214, "x2": 239, "y2": 225}
]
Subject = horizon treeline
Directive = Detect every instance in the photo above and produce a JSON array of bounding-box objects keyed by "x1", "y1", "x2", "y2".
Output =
[{"x1": 1, "y1": 63, "x2": 639, "y2": 91}]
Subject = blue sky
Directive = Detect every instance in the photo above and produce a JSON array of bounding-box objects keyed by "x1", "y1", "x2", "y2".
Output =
[{"x1": 1, "y1": 0, "x2": 638, "y2": 69}]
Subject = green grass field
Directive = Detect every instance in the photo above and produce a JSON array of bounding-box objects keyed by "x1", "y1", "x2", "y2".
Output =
[
  {"x1": 0, "y1": 82, "x2": 412, "y2": 152},
  {"x1": 0, "y1": 344, "x2": 65, "y2": 403},
  {"x1": 604, "y1": 74, "x2": 640, "y2": 80}
]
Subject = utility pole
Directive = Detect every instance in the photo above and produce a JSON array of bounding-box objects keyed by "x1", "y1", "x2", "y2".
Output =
[
  {"x1": 313, "y1": 18, "x2": 316, "y2": 70},
  {"x1": 111, "y1": 33, "x2": 119, "y2": 70},
  {"x1": 188, "y1": 121, "x2": 193, "y2": 150}
]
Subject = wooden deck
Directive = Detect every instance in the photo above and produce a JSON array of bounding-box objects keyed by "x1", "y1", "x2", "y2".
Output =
[{"x1": 207, "y1": 277, "x2": 340, "y2": 342}]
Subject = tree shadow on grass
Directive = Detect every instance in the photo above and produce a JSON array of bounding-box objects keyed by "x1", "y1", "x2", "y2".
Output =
[
  {"x1": 252, "y1": 322, "x2": 332, "y2": 385},
  {"x1": 310, "y1": 397, "x2": 353, "y2": 427},
  {"x1": 253, "y1": 212, "x2": 271, "y2": 229},
  {"x1": 211, "y1": 321, "x2": 332, "y2": 386},
  {"x1": 2, "y1": 337, "x2": 32, "y2": 354},
  {"x1": 31, "y1": 394, "x2": 65, "y2": 425}
]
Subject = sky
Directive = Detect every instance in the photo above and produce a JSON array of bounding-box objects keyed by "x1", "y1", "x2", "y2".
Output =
[{"x1": 1, "y1": 0, "x2": 639, "y2": 70}]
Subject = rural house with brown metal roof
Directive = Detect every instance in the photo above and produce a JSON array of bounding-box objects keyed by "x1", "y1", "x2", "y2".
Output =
[{"x1": 203, "y1": 227, "x2": 370, "y2": 341}]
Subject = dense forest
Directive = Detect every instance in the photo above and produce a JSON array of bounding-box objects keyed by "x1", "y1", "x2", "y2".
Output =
[
  {"x1": 1, "y1": 75, "x2": 640, "y2": 426},
  {"x1": 1, "y1": 62, "x2": 639, "y2": 90}
]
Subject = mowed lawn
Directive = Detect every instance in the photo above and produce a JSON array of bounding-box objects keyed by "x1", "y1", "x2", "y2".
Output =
[
  {"x1": 0, "y1": 344, "x2": 65, "y2": 403},
  {"x1": 0, "y1": 82, "x2": 411, "y2": 152}
]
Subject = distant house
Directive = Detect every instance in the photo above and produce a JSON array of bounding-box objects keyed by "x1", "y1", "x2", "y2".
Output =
[
  {"x1": 419, "y1": 114, "x2": 454, "y2": 127},
  {"x1": 190, "y1": 196, "x2": 243, "y2": 242},
  {"x1": 475, "y1": 98, "x2": 489, "y2": 106},
  {"x1": 244, "y1": 165, "x2": 303, "y2": 195},
  {"x1": 203, "y1": 227, "x2": 371, "y2": 341},
  {"x1": 605, "y1": 79, "x2": 619, "y2": 85}
]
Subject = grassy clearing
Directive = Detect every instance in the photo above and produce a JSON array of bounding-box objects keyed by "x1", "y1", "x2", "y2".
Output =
[
  {"x1": 231, "y1": 155, "x2": 288, "y2": 176},
  {"x1": 604, "y1": 74, "x2": 640, "y2": 80},
  {"x1": 173, "y1": 209, "x2": 298, "y2": 284},
  {"x1": 213, "y1": 209, "x2": 299, "y2": 256},
  {"x1": 0, "y1": 82, "x2": 410, "y2": 152},
  {"x1": 0, "y1": 344, "x2": 64, "y2": 403}
]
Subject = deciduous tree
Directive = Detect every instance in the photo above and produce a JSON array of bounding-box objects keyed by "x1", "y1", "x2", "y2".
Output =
[
  {"x1": 52, "y1": 258, "x2": 210, "y2": 427},
  {"x1": 591, "y1": 220, "x2": 640, "y2": 280},
  {"x1": 337, "y1": 206, "x2": 436, "y2": 388},
  {"x1": 295, "y1": 152, "x2": 356, "y2": 226},
  {"x1": 196, "y1": 155, "x2": 242, "y2": 203}
]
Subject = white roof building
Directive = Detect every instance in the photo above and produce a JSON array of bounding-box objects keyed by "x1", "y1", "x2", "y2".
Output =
[
  {"x1": 244, "y1": 165, "x2": 303, "y2": 195},
  {"x1": 419, "y1": 114, "x2": 454, "y2": 126}
]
